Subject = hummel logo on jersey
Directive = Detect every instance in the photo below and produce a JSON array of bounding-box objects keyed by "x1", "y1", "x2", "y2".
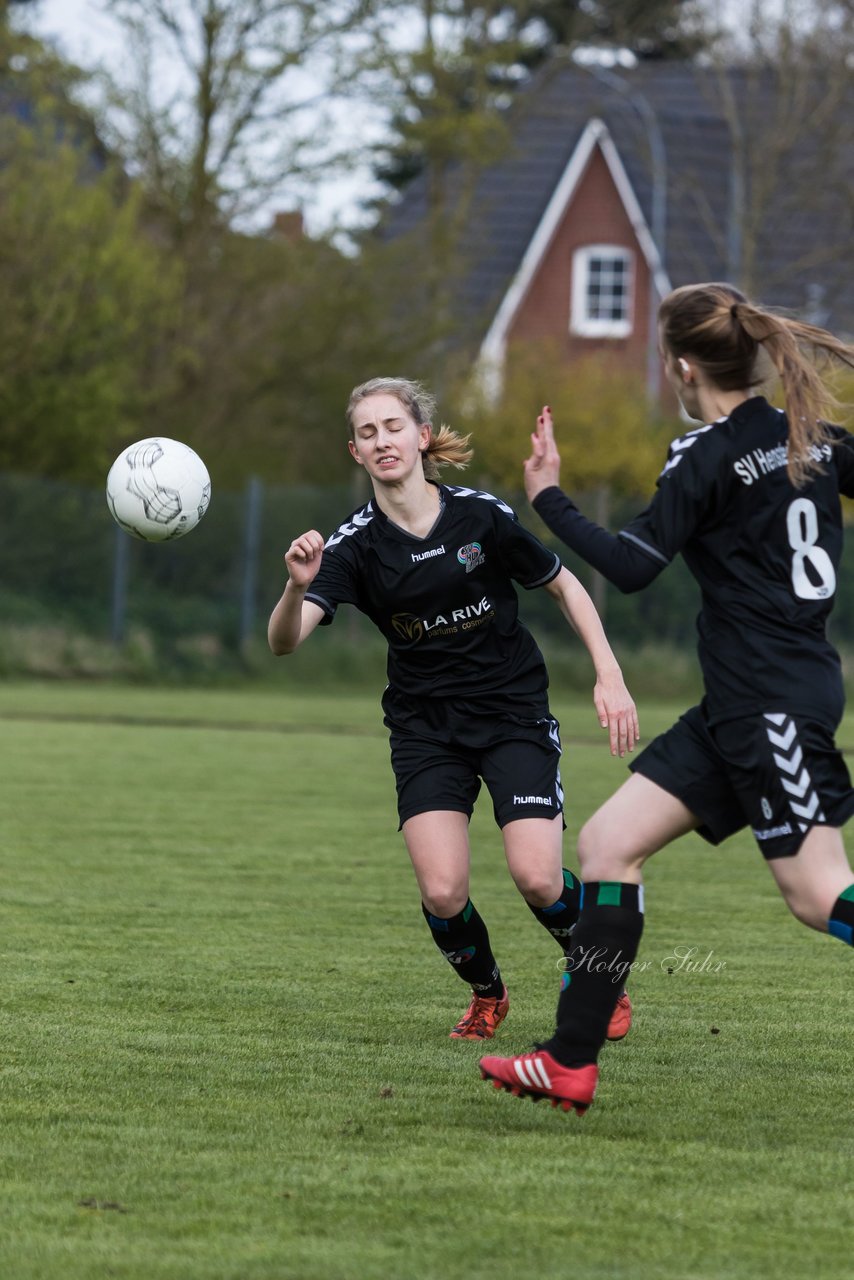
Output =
[
  {"x1": 513, "y1": 794, "x2": 553, "y2": 806},
  {"x1": 411, "y1": 544, "x2": 445, "y2": 563}
]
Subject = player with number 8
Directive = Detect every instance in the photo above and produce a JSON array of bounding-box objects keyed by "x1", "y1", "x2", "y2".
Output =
[{"x1": 479, "y1": 280, "x2": 854, "y2": 1116}]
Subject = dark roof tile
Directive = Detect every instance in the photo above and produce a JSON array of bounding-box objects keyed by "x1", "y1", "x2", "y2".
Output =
[{"x1": 383, "y1": 60, "x2": 854, "y2": 336}]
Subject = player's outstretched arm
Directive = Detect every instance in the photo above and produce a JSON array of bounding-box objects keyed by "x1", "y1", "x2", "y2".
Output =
[
  {"x1": 542, "y1": 567, "x2": 639, "y2": 757},
  {"x1": 524, "y1": 405, "x2": 562, "y2": 504},
  {"x1": 268, "y1": 530, "x2": 326, "y2": 655}
]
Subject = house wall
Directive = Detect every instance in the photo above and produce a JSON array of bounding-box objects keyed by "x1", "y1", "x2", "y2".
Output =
[{"x1": 507, "y1": 146, "x2": 652, "y2": 373}]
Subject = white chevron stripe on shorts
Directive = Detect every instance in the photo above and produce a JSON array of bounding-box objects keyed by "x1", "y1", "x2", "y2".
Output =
[
  {"x1": 515, "y1": 1056, "x2": 552, "y2": 1090},
  {"x1": 763, "y1": 714, "x2": 826, "y2": 832}
]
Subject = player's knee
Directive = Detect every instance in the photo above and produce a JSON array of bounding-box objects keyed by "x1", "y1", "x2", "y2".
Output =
[
  {"x1": 511, "y1": 866, "x2": 561, "y2": 907},
  {"x1": 421, "y1": 885, "x2": 469, "y2": 919},
  {"x1": 780, "y1": 887, "x2": 827, "y2": 932}
]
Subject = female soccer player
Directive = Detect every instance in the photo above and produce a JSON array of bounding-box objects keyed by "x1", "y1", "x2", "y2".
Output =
[
  {"x1": 268, "y1": 377, "x2": 637, "y2": 1042},
  {"x1": 480, "y1": 281, "x2": 854, "y2": 1113}
]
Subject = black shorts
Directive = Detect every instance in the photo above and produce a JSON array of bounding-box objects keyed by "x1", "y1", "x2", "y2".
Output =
[
  {"x1": 382, "y1": 688, "x2": 564, "y2": 829},
  {"x1": 630, "y1": 703, "x2": 854, "y2": 859}
]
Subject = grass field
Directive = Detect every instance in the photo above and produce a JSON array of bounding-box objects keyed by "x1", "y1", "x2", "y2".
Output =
[{"x1": 0, "y1": 680, "x2": 852, "y2": 1280}]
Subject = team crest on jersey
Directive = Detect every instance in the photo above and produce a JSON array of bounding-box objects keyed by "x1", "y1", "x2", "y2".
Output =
[{"x1": 457, "y1": 541, "x2": 485, "y2": 573}]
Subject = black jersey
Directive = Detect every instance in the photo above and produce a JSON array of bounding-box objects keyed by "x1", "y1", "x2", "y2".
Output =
[
  {"x1": 619, "y1": 397, "x2": 854, "y2": 727},
  {"x1": 305, "y1": 483, "x2": 561, "y2": 704}
]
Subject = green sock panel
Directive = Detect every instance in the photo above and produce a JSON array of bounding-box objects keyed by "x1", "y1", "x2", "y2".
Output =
[
  {"x1": 525, "y1": 867, "x2": 582, "y2": 950},
  {"x1": 544, "y1": 881, "x2": 644, "y2": 1066},
  {"x1": 828, "y1": 884, "x2": 854, "y2": 946},
  {"x1": 422, "y1": 899, "x2": 503, "y2": 997}
]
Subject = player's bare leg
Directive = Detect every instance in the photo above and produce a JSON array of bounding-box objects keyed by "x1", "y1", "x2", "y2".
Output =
[
  {"x1": 767, "y1": 825, "x2": 854, "y2": 933},
  {"x1": 403, "y1": 811, "x2": 508, "y2": 1037}
]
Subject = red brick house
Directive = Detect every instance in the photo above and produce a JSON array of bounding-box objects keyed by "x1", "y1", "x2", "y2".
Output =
[{"x1": 383, "y1": 60, "x2": 854, "y2": 403}]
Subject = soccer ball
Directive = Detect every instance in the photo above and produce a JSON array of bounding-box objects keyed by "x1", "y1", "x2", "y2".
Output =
[{"x1": 106, "y1": 438, "x2": 211, "y2": 542}]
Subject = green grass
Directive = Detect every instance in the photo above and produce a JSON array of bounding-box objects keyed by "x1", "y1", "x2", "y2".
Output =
[{"x1": 0, "y1": 681, "x2": 851, "y2": 1280}]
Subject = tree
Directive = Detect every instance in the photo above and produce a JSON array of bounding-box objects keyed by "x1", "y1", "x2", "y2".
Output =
[
  {"x1": 0, "y1": 129, "x2": 182, "y2": 480},
  {"x1": 454, "y1": 340, "x2": 677, "y2": 616},
  {"x1": 0, "y1": 0, "x2": 39, "y2": 25},
  {"x1": 101, "y1": 0, "x2": 382, "y2": 237},
  {"x1": 143, "y1": 225, "x2": 442, "y2": 486},
  {"x1": 520, "y1": 0, "x2": 709, "y2": 64},
  {"x1": 0, "y1": 14, "x2": 182, "y2": 480},
  {"x1": 459, "y1": 339, "x2": 673, "y2": 495},
  {"x1": 694, "y1": 1, "x2": 854, "y2": 303},
  {"x1": 369, "y1": 0, "x2": 709, "y2": 197},
  {"x1": 1, "y1": 1, "x2": 454, "y2": 491}
]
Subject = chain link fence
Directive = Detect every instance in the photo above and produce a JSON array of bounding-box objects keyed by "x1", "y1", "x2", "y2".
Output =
[{"x1": 4, "y1": 469, "x2": 852, "y2": 688}]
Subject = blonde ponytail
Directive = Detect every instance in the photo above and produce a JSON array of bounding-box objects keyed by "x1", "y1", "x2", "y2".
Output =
[{"x1": 422, "y1": 423, "x2": 473, "y2": 480}]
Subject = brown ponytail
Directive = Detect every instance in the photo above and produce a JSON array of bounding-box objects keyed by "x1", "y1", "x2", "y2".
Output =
[
  {"x1": 346, "y1": 377, "x2": 473, "y2": 480},
  {"x1": 659, "y1": 283, "x2": 854, "y2": 487}
]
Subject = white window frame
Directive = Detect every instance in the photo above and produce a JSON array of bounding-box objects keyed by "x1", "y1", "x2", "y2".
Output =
[{"x1": 571, "y1": 244, "x2": 634, "y2": 338}]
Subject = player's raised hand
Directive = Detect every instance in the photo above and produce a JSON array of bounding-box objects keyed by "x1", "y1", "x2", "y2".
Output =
[
  {"x1": 285, "y1": 530, "x2": 325, "y2": 589},
  {"x1": 593, "y1": 669, "x2": 640, "y2": 758},
  {"x1": 523, "y1": 405, "x2": 563, "y2": 502}
]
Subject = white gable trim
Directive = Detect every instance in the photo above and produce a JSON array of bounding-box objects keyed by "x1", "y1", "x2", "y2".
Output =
[{"x1": 477, "y1": 117, "x2": 671, "y2": 378}]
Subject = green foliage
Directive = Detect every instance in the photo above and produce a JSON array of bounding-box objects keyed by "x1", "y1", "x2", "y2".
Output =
[
  {"x1": 370, "y1": 1, "x2": 519, "y2": 198},
  {"x1": 523, "y1": 0, "x2": 711, "y2": 62},
  {"x1": 0, "y1": 682, "x2": 851, "y2": 1279},
  {"x1": 154, "y1": 230, "x2": 442, "y2": 487},
  {"x1": 0, "y1": 125, "x2": 182, "y2": 480},
  {"x1": 458, "y1": 340, "x2": 677, "y2": 494}
]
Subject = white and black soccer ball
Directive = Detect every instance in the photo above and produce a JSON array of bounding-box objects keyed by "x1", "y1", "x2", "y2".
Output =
[{"x1": 106, "y1": 438, "x2": 211, "y2": 542}]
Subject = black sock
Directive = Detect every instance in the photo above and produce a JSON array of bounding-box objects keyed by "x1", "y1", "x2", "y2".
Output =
[
  {"x1": 526, "y1": 867, "x2": 582, "y2": 950},
  {"x1": 828, "y1": 884, "x2": 854, "y2": 946},
  {"x1": 422, "y1": 899, "x2": 504, "y2": 997},
  {"x1": 543, "y1": 881, "x2": 644, "y2": 1066}
]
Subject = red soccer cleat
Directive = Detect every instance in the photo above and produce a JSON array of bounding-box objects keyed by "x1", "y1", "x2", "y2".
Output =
[
  {"x1": 449, "y1": 986, "x2": 510, "y2": 1040},
  {"x1": 479, "y1": 1049, "x2": 598, "y2": 1115},
  {"x1": 606, "y1": 991, "x2": 633, "y2": 1041}
]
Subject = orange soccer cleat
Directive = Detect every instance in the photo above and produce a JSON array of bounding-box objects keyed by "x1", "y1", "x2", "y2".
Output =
[
  {"x1": 606, "y1": 990, "x2": 633, "y2": 1041},
  {"x1": 449, "y1": 986, "x2": 510, "y2": 1040}
]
